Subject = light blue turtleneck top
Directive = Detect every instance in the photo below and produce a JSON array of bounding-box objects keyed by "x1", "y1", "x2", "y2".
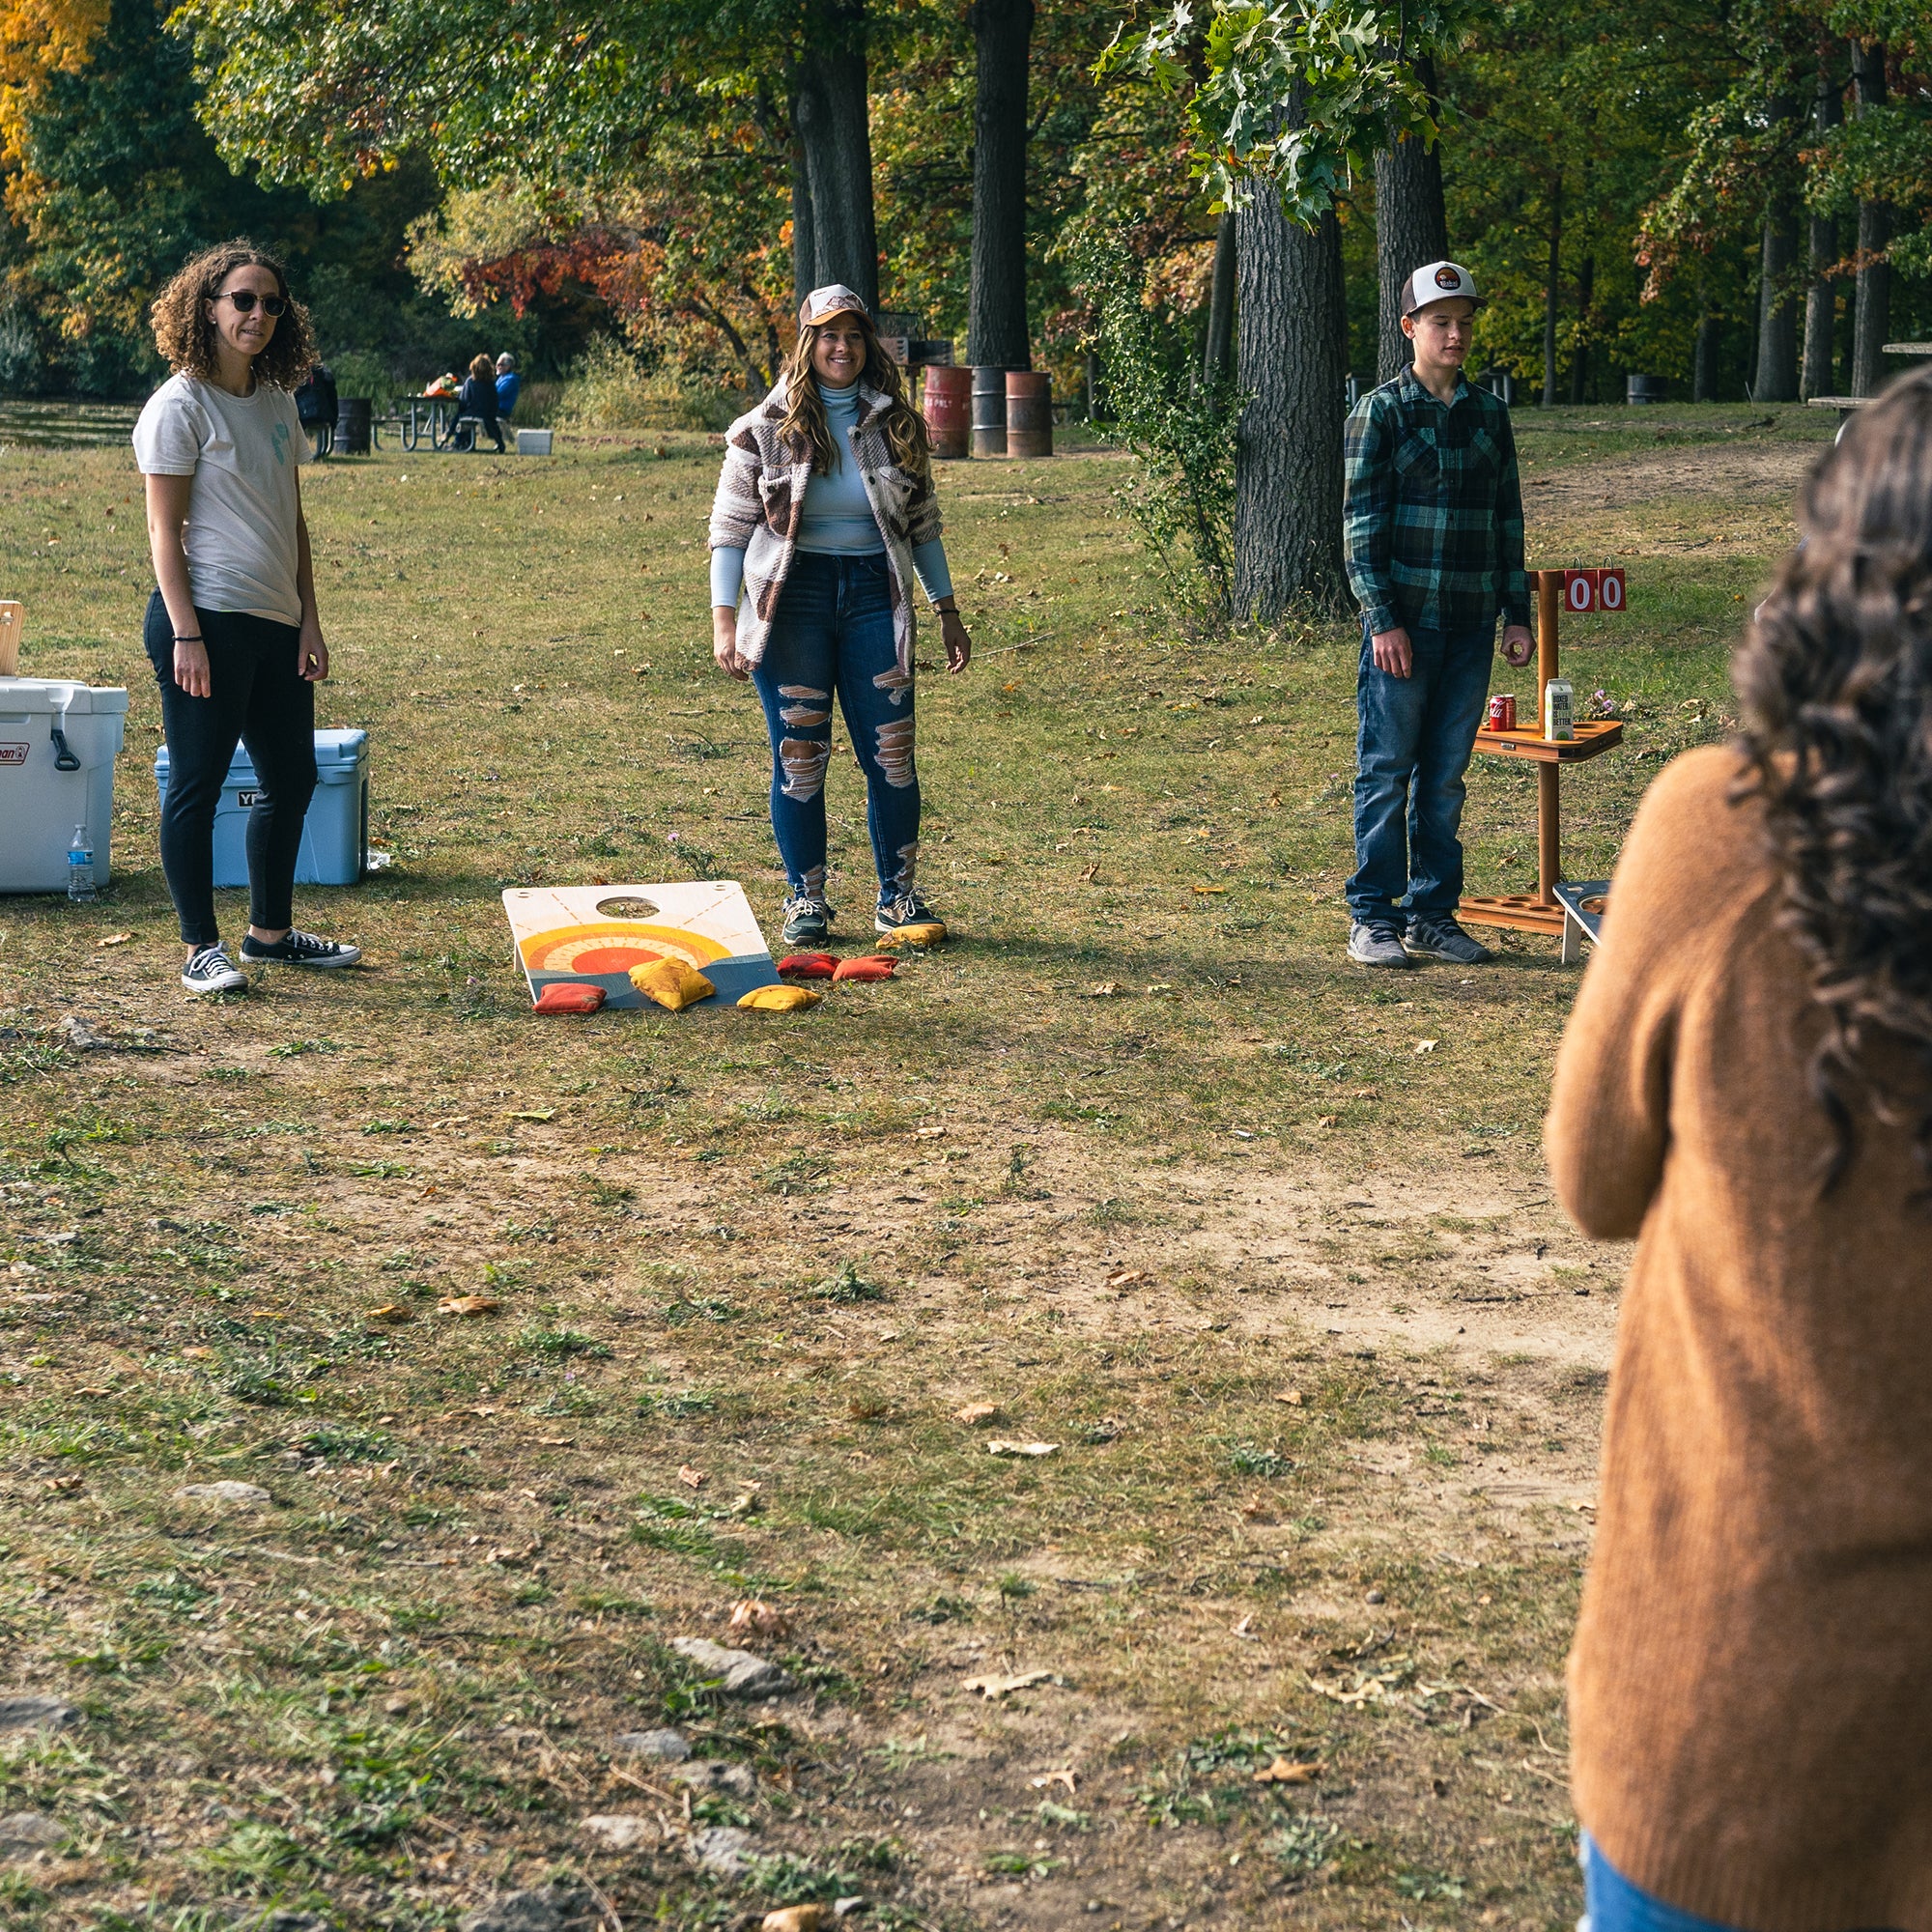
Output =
[{"x1": 710, "y1": 381, "x2": 954, "y2": 609}]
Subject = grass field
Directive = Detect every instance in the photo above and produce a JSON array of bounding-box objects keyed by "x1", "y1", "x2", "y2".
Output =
[{"x1": 0, "y1": 402, "x2": 1828, "y2": 1932}]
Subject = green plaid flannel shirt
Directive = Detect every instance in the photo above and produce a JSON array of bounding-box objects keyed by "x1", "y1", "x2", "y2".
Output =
[{"x1": 1343, "y1": 368, "x2": 1532, "y2": 638}]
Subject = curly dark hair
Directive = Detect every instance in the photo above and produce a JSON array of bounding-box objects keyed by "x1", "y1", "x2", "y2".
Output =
[
  {"x1": 149, "y1": 240, "x2": 316, "y2": 390},
  {"x1": 1737, "y1": 366, "x2": 1932, "y2": 1191},
  {"x1": 778, "y1": 311, "x2": 929, "y2": 477}
]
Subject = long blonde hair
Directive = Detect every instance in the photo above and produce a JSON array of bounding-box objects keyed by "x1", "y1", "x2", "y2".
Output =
[{"x1": 778, "y1": 313, "x2": 929, "y2": 477}]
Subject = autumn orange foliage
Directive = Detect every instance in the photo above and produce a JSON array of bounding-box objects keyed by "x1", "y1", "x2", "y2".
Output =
[{"x1": 0, "y1": 0, "x2": 107, "y2": 169}]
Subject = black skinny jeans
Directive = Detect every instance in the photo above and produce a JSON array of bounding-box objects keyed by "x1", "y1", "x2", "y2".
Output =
[{"x1": 144, "y1": 590, "x2": 316, "y2": 948}]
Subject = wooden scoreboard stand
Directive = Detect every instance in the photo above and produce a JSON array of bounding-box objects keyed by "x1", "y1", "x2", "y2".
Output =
[{"x1": 1459, "y1": 566, "x2": 1624, "y2": 958}]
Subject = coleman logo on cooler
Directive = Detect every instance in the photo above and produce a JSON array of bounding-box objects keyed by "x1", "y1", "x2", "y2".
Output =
[{"x1": 0, "y1": 743, "x2": 27, "y2": 766}]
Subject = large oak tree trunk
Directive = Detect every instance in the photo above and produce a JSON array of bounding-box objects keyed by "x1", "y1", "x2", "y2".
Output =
[
  {"x1": 1851, "y1": 39, "x2": 1889, "y2": 397},
  {"x1": 1374, "y1": 54, "x2": 1448, "y2": 385},
  {"x1": 793, "y1": 0, "x2": 878, "y2": 312},
  {"x1": 1802, "y1": 59, "x2": 1843, "y2": 400},
  {"x1": 1754, "y1": 102, "x2": 1802, "y2": 406},
  {"x1": 1235, "y1": 186, "x2": 1349, "y2": 619},
  {"x1": 1203, "y1": 212, "x2": 1236, "y2": 380},
  {"x1": 967, "y1": 0, "x2": 1033, "y2": 369}
]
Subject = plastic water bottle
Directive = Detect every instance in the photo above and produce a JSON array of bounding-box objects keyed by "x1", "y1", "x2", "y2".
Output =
[{"x1": 67, "y1": 823, "x2": 95, "y2": 902}]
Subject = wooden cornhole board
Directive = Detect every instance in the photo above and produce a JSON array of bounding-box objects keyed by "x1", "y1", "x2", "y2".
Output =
[{"x1": 503, "y1": 881, "x2": 781, "y2": 1010}]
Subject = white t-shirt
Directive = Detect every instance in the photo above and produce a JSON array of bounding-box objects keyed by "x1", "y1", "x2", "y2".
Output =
[{"x1": 132, "y1": 373, "x2": 307, "y2": 626}]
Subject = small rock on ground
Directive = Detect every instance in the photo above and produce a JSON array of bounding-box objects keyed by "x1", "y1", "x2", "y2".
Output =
[
  {"x1": 611, "y1": 1726, "x2": 690, "y2": 1761},
  {"x1": 669, "y1": 1760, "x2": 755, "y2": 1798},
  {"x1": 668, "y1": 1635, "x2": 793, "y2": 1697},
  {"x1": 581, "y1": 1812, "x2": 653, "y2": 1852},
  {"x1": 687, "y1": 1825, "x2": 753, "y2": 1876},
  {"x1": 0, "y1": 1695, "x2": 78, "y2": 1733},
  {"x1": 0, "y1": 1812, "x2": 63, "y2": 1852},
  {"x1": 458, "y1": 1889, "x2": 599, "y2": 1932},
  {"x1": 174, "y1": 1481, "x2": 272, "y2": 1505}
]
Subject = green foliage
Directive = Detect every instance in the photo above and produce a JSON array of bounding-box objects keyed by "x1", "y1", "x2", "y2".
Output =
[{"x1": 1076, "y1": 230, "x2": 1236, "y2": 619}]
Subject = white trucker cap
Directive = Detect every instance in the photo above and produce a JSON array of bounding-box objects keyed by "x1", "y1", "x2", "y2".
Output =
[
  {"x1": 1403, "y1": 260, "x2": 1482, "y2": 314},
  {"x1": 800, "y1": 283, "x2": 868, "y2": 326}
]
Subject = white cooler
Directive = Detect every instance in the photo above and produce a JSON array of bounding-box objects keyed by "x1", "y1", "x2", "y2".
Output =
[{"x1": 0, "y1": 677, "x2": 129, "y2": 892}]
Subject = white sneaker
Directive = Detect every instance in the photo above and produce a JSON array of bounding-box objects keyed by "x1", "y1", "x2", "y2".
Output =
[{"x1": 182, "y1": 944, "x2": 248, "y2": 995}]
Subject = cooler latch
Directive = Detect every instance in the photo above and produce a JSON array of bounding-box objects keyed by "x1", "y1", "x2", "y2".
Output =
[{"x1": 50, "y1": 724, "x2": 80, "y2": 772}]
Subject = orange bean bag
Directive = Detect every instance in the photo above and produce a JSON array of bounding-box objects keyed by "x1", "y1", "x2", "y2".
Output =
[
  {"x1": 778, "y1": 952, "x2": 838, "y2": 979},
  {"x1": 833, "y1": 955, "x2": 896, "y2": 982},
  {"x1": 533, "y1": 982, "x2": 607, "y2": 1014}
]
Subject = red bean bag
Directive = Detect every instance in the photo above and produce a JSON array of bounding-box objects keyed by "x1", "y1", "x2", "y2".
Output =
[
  {"x1": 534, "y1": 982, "x2": 606, "y2": 1013},
  {"x1": 833, "y1": 955, "x2": 896, "y2": 982},
  {"x1": 779, "y1": 952, "x2": 838, "y2": 980}
]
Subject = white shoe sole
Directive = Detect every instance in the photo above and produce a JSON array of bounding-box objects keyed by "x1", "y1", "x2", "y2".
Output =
[
  {"x1": 244, "y1": 947, "x2": 362, "y2": 970},
  {"x1": 182, "y1": 971, "x2": 247, "y2": 995}
]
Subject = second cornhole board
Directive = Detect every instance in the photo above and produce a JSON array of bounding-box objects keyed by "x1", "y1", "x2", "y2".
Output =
[{"x1": 503, "y1": 881, "x2": 781, "y2": 1010}]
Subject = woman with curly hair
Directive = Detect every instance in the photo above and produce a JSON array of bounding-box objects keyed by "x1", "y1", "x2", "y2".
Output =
[
  {"x1": 708, "y1": 284, "x2": 971, "y2": 947},
  {"x1": 134, "y1": 240, "x2": 358, "y2": 995},
  {"x1": 1547, "y1": 368, "x2": 1932, "y2": 1930}
]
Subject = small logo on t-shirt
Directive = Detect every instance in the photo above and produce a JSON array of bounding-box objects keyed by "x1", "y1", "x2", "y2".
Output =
[{"x1": 270, "y1": 421, "x2": 290, "y2": 466}]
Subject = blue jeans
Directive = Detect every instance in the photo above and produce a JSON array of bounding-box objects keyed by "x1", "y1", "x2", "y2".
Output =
[
  {"x1": 749, "y1": 550, "x2": 919, "y2": 906},
  {"x1": 1347, "y1": 618, "x2": 1495, "y2": 923}
]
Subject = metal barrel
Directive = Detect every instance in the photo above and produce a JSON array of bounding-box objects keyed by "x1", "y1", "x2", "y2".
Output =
[
  {"x1": 923, "y1": 365, "x2": 972, "y2": 459},
  {"x1": 334, "y1": 397, "x2": 373, "y2": 454},
  {"x1": 971, "y1": 366, "x2": 1008, "y2": 458},
  {"x1": 1626, "y1": 373, "x2": 1667, "y2": 406},
  {"x1": 1005, "y1": 371, "x2": 1052, "y2": 459}
]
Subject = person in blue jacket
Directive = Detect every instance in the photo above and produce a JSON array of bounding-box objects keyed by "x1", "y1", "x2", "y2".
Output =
[{"x1": 495, "y1": 353, "x2": 520, "y2": 420}]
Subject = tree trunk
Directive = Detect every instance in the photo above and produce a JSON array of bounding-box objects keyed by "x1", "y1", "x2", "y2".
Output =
[
  {"x1": 1568, "y1": 252, "x2": 1594, "y2": 404},
  {"x1": 967, "y1": 0, "x2": 1033, "y2": 369},
  {"x1": 793, "y1": 0, "x2": 878, "y2": 312},
  {"x1": 1802, "y1": 57, "x2": 1843, "y2": 400},
  {"x1": 1755, "y1": 100, "x2": 1802, "y2": 405},
  {"x1": 1692, "y1": 312, "x2": 1719, "y2": 402},
  {"x1": 1374, "y1": 53, "x2": 1448, "y2": 385},
  {"x1": 1234, "y1": 186, "x2": 1349, "y2": 619},
  {"x1": 1203, "y1": 212, "x2": 1236, "y2": 380},
  {"x1": 1851, "y1": 38, "x2": 1889, "y2": 396},
  {"x1": 1541, "y1": 177, "x2": 1562, "y2": 406},
  {"x1": 789, "y1": 126, "x2": 816, "y2": 321}
]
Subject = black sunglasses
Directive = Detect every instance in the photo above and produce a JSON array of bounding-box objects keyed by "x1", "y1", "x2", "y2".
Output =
[{"x1": 213, "y1": 290, "x2": 287, "y2": 317}]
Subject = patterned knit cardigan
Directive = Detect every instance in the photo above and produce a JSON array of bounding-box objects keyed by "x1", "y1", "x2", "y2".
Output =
[{"x1": 707, "y1": 378, "x2": 943, "y2": 675}]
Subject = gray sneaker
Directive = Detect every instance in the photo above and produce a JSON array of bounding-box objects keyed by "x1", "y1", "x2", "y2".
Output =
[
  {"x1": 1348, "y1": 919, "x2": 1411, "y2": 968},
  {"x1": 1404, "y1": 913, "x2": 1494, "y2": 965},
  {"x1": 781, "y1": 896, "x2": 833, "y2": 947}
]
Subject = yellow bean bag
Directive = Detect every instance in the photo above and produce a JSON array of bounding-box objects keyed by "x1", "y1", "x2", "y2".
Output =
[
  {"x1": 874, "y1": 921, "x2": 947, "y2": 950},
  {"x1": 738, "y1": 983, "x2": 822, "y2": 1012},
  {"x1": 629, "y1": 957, "x2": 715, "y2": 1010}
]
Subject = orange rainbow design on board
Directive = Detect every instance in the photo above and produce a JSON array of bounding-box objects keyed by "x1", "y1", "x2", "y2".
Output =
[{"x1": 518, "y1": 923, "x2": 732, "y2": 978}]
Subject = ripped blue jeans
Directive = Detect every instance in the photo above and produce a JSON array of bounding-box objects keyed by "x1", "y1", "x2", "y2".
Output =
[{"x1": 749, "y1": 549, "x2": 919, "y2": 907}]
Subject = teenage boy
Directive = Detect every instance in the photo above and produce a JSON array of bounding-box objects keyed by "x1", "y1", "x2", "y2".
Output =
[{"x1": 1341, "y1": 260, "x2": 1534, "y2": 969}]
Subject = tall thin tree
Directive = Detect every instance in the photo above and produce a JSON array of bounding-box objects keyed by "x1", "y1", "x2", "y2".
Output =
[
  {"x1": 1753, "y1": 93, "x2": 1801, "y2": 404},
  {"x1": 968, "y1": 0, "x2": 1035, "y2": 368},
  {"x1": 793, "y1": 0, "x2": 878, "y2": 309},
  {"x1": 1374, "y1": 52, "x2": 1448, "y2": 384},
  {"x1": 1801, "y1": 52, "x2": 1843, "y2": 400},
  {"x1": 1850, "y1": 36, "x2": 1888, "y2": 396}
]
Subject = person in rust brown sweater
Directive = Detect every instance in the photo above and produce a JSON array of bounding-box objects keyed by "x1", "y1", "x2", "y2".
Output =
[{"x1": 1547, "y1": 370, "x2": 1932, "y2": 1932}]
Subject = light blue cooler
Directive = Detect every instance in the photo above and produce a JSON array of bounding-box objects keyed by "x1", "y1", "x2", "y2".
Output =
[{"x1": 155, "y1": 728, "x2": 369, "y2": 888}]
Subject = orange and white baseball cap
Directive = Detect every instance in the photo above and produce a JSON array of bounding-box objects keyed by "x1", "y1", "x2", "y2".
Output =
[
  {"x1": 1402, "y1": 260, "x2": 1482, "y2": 315},
  {"x1": 800, "y1": 283, "x2": 868, "y2": 326}
]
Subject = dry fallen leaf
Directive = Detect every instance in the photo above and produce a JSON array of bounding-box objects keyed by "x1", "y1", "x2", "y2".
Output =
[
  {"x1": 760, "y1": 1907, "x2": 832, "y2": 1932},
  {"x1": 1232, "y1": 1614, "x2": 1259, "y2": 1640},
  {"x1": 1254, "y1": 1756, "x2": 1324, "y2": 1786},
  {"x1": 508, "y1": 1108, "x2": 556, "y2": 1122},
  {"x1": 955, "y1": 1402, "x2": 999, "y2": 1426},
  {"x1": 437, "y1": 1294, "x2": 502, "y2": 1318},
  {"x1": 1028, "y1": 1768, "x2": 1078, "y2": 1793},
  {"x1": 96, "y1": 932, "x2": 132, "y2": 948},
  {"x1": 1192, "y1": 885, "x2": 1228, "y2": 895},
  {"x1": 986, "y1": 1439, "x2": 1058, "y2": 1458},
  {"x1": 1274, "y1": 1388, "x2": 1304, "y2": 1406},
  {"x1": 538, "y1": 1436, "x2": 574, "y2": 1447},
  {"x1": 962, "y1": 1668, "x2": 1056, "y2": 1699},
  {"x1": 1078, "y1": 863, "x2": 1099, "y2": 883},
  {"x1": 1106, "y1": 1268, "x2": 1150, "y2": 1290},
  {"x1": 364, "y1": 1304, "x2": 413, "y2": 1324},
  {"x1": 428, "y1": 1115, "x2": 471, "y2": 1128},
  {"x1": 728, "y1": 1598, "x2": 791, "y2": 1641},
  {"x1": 914, "y1": 1124, "x2": 947, "y2": 1139},
  {"x1": 847, "y1": 1396, "x2": 891, "y2": 1422},
  {"x1": 677, "y1": 1464, "x2": 707, "y2": 1489},
  {"x1": 1413, "y1": 1038, "x2": 1438, "y2": 1055}
]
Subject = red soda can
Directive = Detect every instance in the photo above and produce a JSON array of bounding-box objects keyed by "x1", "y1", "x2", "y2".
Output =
[
  {"x1": 1500, "y1": 694, "x2": 1517, "y2": 730},
  {"x1": 1488, "y1": 695, "x2": 1511, "y2": 732}
]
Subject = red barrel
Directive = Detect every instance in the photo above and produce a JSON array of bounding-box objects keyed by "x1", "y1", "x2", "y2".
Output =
[
  {"x1": 923, "y1": 365, "x2": 971, "y2": 460},
  {"x1": 1006, "y1": 370, "x2": 1053, "y2": 459}
]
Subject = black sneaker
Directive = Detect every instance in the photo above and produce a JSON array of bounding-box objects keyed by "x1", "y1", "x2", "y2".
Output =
[
  {"x1": 781, "y1": 896, "x2": 833, "y2": 947},
  {"x1": 239, "y1": 929, "x2": 362, "y2": 969},
  {"x1": 875, "y1": 892, "x2": 945, "y2": 938},
  {"x1": 182, "y1": 943, "x2": 248, "y2": 995},
  {"x1": 1403, "y1": 914, "x2": 1493, "y2": 965}
]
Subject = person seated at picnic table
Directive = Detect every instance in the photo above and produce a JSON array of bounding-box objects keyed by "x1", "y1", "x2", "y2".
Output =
[
  {"x1": 455, "y1": 353, "x2": 505, "y2": 452},
  {"x1": 495, "y1": 353, "x2": 520, "y2": 419}
]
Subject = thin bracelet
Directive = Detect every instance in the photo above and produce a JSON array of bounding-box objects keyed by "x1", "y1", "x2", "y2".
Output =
[{"x1": 174, "y1": 634, "x2": 204, "y2": 643}]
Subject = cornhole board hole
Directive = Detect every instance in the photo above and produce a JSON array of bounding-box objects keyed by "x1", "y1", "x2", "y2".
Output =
[
  {"x1": 503, "y1": 881, "x2": 781, "y2": 1010},
  {"x1": 1551, "y1": 880, "x2": 1610, "y2": 967}
]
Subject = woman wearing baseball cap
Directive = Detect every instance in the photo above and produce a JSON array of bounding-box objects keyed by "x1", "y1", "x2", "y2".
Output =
[{"x1": 707, "y1": 284, "x2": 972, "y2": 947}]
